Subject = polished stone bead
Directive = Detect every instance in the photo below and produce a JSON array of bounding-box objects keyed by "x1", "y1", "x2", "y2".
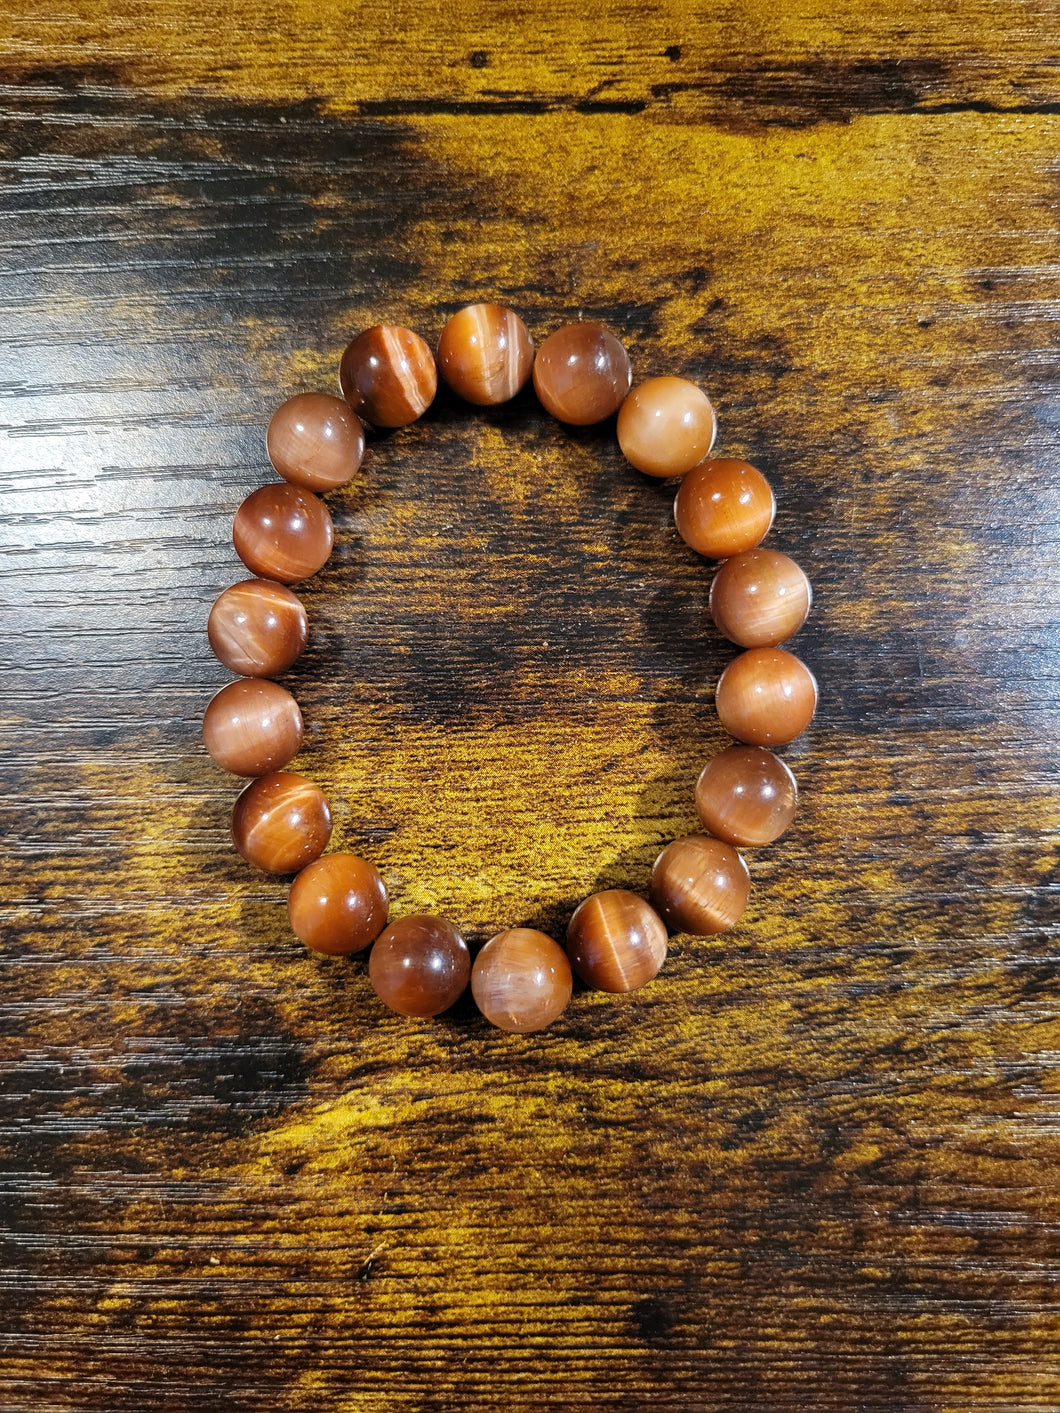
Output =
[
  {"x1": 650, "y1": 834, "x2": 751, "y2": 936},
  {"x1": 471, "y1": 928, "x2": 572, "y2": 1033},
  {"x1": 532, "y1": 320, "x2": 632, "y2": 425},
  {"x1": 437, "y1": 303, "x2": 535, "y2": 405},
  {"x1": 288, "y1": 852, "x2": 388, "y2": 955},
  {"x1": 231, "y1": 771, "x2": 332, "y2": 874},
  {"x1": 715, "y1": 647, "x2": 818, "y2": 746},
  {"x1": 710, "y1": 548, "x2": 812, "y2": 647},
  {"x1": 616, "y1": 376, "x2": 717, "y2": 478},
  {"x1": 202, "y1": 677, "x2": 303, "y2": 777},
  {"x1": 207, "y1": 579, "x2": 308, "y2": 678},
  {"x1": 339, "y1": 324, "x2": 437, "y2": 427},
  {"x1": 266, "y1": 392, "x2": 365, "y2": 491},
  {"x1": 565, "y1": 889, "x2": 667, "y2": 993},
  {"x1": 673, "y1": 458, "x2": 775, "y2": 559},
  {"x1": 369, "y1": 914, "x2": 470, "y2": 1016},
  {"x1": 695, "y1": 745, "x2": 799, "y2": 846},
  {"x1": 233, "y1": 484, "x2": 334, "y2": 584}
]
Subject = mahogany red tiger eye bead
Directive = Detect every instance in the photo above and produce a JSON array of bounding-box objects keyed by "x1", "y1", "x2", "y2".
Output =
[
  {"x1": 715, "y1": 647, "x2": 818, "y2": 746},
  {"x1": 233, "y1": 483, "x2": 334, "y2": 584},
  {"x1": 339, "y1": 324, "x2": 438, "y2": 427},
  {"x1": 266, "y1": 392, "x2": 365, "y2": 492},
  {"x1": 231, "y1": 772, "x2": 332, "y2": 874},
  {"x1": 437, "y1": 303, "x2": 535, "y2": 406},
  {"x1": 617, "y1": 376, "x2": 717, "y2": 478},
  {"x1": 695, "y1": 745, "x2": 799, "y2": 846},
  {"x1": 674, "y1": 458, "x2": 775, "y2": 559},
  {"x1": 532, "y1": 320, "x2": 632, "y2": 425},
  {"x1": 288, "y1": 853, "x2": 388, "y2": 956},
  {"x1": 471, "y1": 929, "x2": 572, "y2": 1033},
  {"x1": 650, "y1": 835, "x2": 751, "y2": 937},
  {"x1": 369, "y1": 914, "x2": 471, "y2": 1016},
  {"x1": 208, "y1": 579, "x2": 308, "y2": 678},
  {"x1": 710, "y1": 548, "x2": 812, "y2": 648},
  {"x1": 202, "y1": 677, "x2": 303, "y2": 777},
  {"x1": 565, "y1": 890, "x2": 668, "y2": 992}
]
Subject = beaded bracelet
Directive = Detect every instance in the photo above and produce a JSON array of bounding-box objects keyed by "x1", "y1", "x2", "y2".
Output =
[{"x1": 202, "y1": 304, "x2": 817, "y2": 1034}]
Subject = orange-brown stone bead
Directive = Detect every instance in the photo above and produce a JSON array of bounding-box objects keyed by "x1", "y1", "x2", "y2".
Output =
[
  {"x1": 207, "y1": 579, "x2": 308, "y2": 678},
  {"x1": 288, "y1": 852, "x2": 388, "y2": 955},
  {"x1": 710, "y1": 548, "x2": 812, "y2": 647},
  {"x1": 617, "y1": 376, "x2": 717, "y2": 478},
  {"x1": 202, "y1": 677, "x2": 303, "y2": 777},
  {"x1": 565, "y1": 889, "x2": 667, "y2": 993},
  {"x1": 369, "y1": 914, "x2": 470, "y2": 1016},
  {"x1": 673, "y1": 458, "x2": 775, "y2": 559},
  {"x1": 695, "y1": 745, "x2": 798, "y2": 847},
  {"x1": 715, "y1": 648, "x2": 818, "y2": 746},
  {"x1": 437, "y1": 303, "x2": 534, "y2": 405},
  {"x1": 339, "y1": 324, "x2": 437, "y2": 427},
  {"x1": 233, "y1": 483, "x2": 334, "y2": 584},
  {"x1": 532, "y1": 320, "x2": 632, "y2": 425},
  {"x1": 650, "y1": 835, "x2": 751, "y2": 937},
  {"x1": 266, "y1": 392, "x2": 365, "y2": 491},
  {"x1": 231, "y1": 771, "x2": 331, "y2": 874},
  {"x1": 471, "y1": 928, "x2": 572, "y2": 1033}
]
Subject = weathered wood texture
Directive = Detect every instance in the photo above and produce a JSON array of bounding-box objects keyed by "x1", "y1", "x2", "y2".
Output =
[{"x1": 1, "y1": 3, "x2": 1058, "y2": 1408}]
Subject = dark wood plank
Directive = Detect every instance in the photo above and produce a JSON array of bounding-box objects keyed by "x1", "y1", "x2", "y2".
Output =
[{"x1": 0, "y1": 4, "x2": 1058, "y2": 1408}]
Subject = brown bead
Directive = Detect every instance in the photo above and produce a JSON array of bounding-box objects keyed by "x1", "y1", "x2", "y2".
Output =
[
  {"x1": 266, "y1": 392, "x2": 365, "y2": 492},
  {"x1": 650, "y1": 835, "x2": 751, "y2": 936},
  {"x1": 339, "y1": 324, "x2": 437, "y2": 427},
  {"x1": 695, "y1": 745, "x2": 798, "y2": 847},
  {"x1": 437, "y1": 303, "x2": 535, "y2": 406},
  {"x1": 673, "y1": 458, "x2": 775, "y2": 559},
  {"x1": 288, "y1": 852, "x2": 388, "y2": 955},
  {"x1": 617, "y1": 376, "x2": 717, "y2": 479},
  {"x1": 532, "y1": 321, "x2": 632, "y2": 425},
  {"x1": 202, "y1": 677, "x2": 303, "y2": 777},
  {"x1": 231, "y1": 771, "x2": 332, "y2": 874},
  {"x1": 565, "y1": 889, "x2": 667, "y2": 993},
  {"x1": 233, "y1": 483, "x2": 334, "y2": 584},
  {"x1": 710, "y1": 548, "x2": 812, "y2": 648},
  {"x1": 471, "y1": 928, "x2": 572, "y2": 1033},
  {"x1": 207, "y1": 579, "x2": 308, "y2": 678},
  {"x1": 369, "y1": 914, "x2": 470, "y2": 1016},
  {"x1": 715, "y1": 647, "x2": 818, "y2": 747}
]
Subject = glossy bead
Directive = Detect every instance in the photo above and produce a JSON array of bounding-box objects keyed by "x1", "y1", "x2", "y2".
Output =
[
  {"x1": 532, "y1": 321, "x2": 632, "y2": 425},
  {"x1": 288, "y1": 852, "x2": 388, "y2": 955},
  {"x1": 207, "y1": 579, "x2": 308, "y2": 678},
  {"x1": 565, "y1": 890, "x2": 667, "y2": 993},
  {"x1": 695, "y1": 745, "x2": 798, "y2": 846},
  {"x1": 437, "y1": 303, "x2": 535, "y2": 405},
  {"x1": 715, "y1": 647, "x2": 818, "y2": 746},
  {"x1": 650, "y1": 835, "x2": 751, "y2": 936},
  {"x1": 617, "y1": 376, "x2": 717, "y2": 478},
  {"x1": 202, "y1": 677, "x2": 303, "y2": 777},
  {"x1": 710, "y1": 548, "x2": 812, "y2": 648},
  {"x1": 674, "y1": 458, "x2": 775, "y2": 559},
  {"x1": 231, "y1": 771, "x2": 331, "y2": 874},
  {"x1": 266, "y1": 392, "x2": 365, "y2": 491},
  {"x1": 369, "y1": 914, "x2": 470, "y2": 1016},
  {"x1": 339, "y1": 324, "x2": 437, "y2": 427},
  {"x1": 233, "y1": 484, "x2": 334, "y2": 584},
  {"x1": 471, "y1": 928, "x2": 572, "y2": 1033}
]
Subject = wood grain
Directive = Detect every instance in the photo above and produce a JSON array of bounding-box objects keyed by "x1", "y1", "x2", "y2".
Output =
[{"x1": 0, "y1": 2, "x2": 1058, "y2": 1408}]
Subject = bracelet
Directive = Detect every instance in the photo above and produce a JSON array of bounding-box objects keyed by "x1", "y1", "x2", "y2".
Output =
[{"x1": 202, "y1": 304, "x2": 817, "y2": 1034}]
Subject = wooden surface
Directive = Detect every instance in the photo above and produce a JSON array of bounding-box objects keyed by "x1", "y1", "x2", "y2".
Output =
[{"x1": 1, "y1": 3, "x2": 1059, "y2": 1408}]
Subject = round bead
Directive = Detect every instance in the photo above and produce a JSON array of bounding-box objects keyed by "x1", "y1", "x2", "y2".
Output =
[
  {"x1": 266, "y1": 392, "x2": 366, "y2": 492},
  {"x1": 715, "y1": 648, "x2": 818, "y2": 746},
  {"x1": 695, "y1": 745, "x2": 799, "y2": 846},
  {"x1": 650, "y1": 835, "x2": 751, "y2": 936},
  {"x1": 369, "y1": 914, "x2": 470, "y2": 1016},
  {"x1": 710, "y1": 548, "x2": 812, "y2": 648},
  {"x1": 565, "y1": 889, "x2": 667, "y2": 993},
  {"x1": 673, "y1": 458, "x2": 775, "y2": 559},
  {"x1": 532, "y1": 321, "x2": 632, "y2": 425},
  {"x1": 616, "y1": 376, "x2": 717, "y2": 478},
  {"x1": 471, "y1": 928, "x2": 572, "y2": 1034},
  {"x1": 233, "y1": 484, "x2": 334, "y2": 584},
  {"x1": 207, "y1": 579, "x2": 308, "y2": 678},
  {"x1": 437, "y1": 303, "x2": 535, "y2": 406},
  {"x1": 202, "y1": 677, "x2": 303, "y2": 777},
  {"x1": 339, "y1": 324, "x2": 437, "y2": 427},
  {"x1": 231, "y1": 771, "x2": 332, "y2": 874},
  {"x1": 288, "y1": 853, "x2": 388, "y2": 955}
]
